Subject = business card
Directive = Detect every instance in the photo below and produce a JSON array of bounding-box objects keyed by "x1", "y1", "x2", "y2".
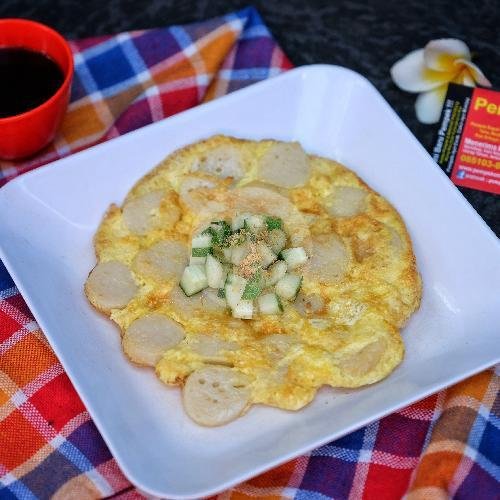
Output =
[{"x1": 432, "y1": 83, "x2": 500, "y2": 195}]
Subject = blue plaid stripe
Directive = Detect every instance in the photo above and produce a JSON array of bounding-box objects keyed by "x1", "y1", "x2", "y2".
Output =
[
  {"x1": 57, "y1": 439, "x2": 99, "y2": 474},
  {"x1": 0, "y1": 286, "x2": 17, "y2": 301},
  {"x1": 296, "y1": 490, "x2": 333, "y2": 500},
  {"x1": 3, "y1": 481, "x2": 37, "y2": 500},
  {"x1": 170, "y1": 26, "x2": 195, "y2": 51},
  {"x1": 73, "y1": 55, "x2": 100, "y2": 96},
  {"x1": 118, "y1": 34, "x2": 150, "y2": 76},
  {"x1": 86, "y1": 45, "x2": 136, "y2": 91},
  {"x1": 0, "y1": 260, "x2": 14, "y2": 291},
  {"x1": 219, "y1": 68, "x2": 275, "y2": 80}
]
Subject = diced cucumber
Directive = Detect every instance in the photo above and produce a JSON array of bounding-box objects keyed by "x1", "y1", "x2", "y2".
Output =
[
  {"x1": 232, "y1": 300, "x2": 253, "y2": 319},
  {"x1": 268, "y1": 228, "x2": 287, "y2": 254},
  {"x1": 275, "y1": 273, "x2": 302, "y2": 301},
  {"x1": 206, "y1": 254, "x2": 225, "y2": 288},
  {"x1": 179, "y1": 265, "x2": 208, "y2": 296},
  {"x1": 191, "y1": 232, "x2": 213, "y2": 262},
  {"x1": 224, "y1": 273, "x2": 247, "y2": 309},
  {"x1": 216, "y1": 220, "x2": 232, "y2": 245},
  {"x1": 242, "y1": 271, "x2": 263, "y2": 299},
  {"x1": 192, "y1": 233, "x2": 212, "y2": 248},
  {"x1": 222, "y1": 247, "x2": 233, "y2": 262},
  {"x1": 192, "y1": 247, "x2": 211, "y2": 257},
  {"x1": 265, "y1": 260, "x2": 287, "y2": 286},
  {"x1": 231, "y1": 213, "x2": 251, "y2": 231},
  {"x1": 265, "y1": 216, "x2": 283, "y2": 230},
  {"x1": 190, "y1": 255, "x2": 206, "y2": 265},
  {"x1": 230, "y1": 242, "x2": 249, "y2": 265},
  {"x1": 256, "y1": 242, "x2": 277, "y2": 268},
  {"x1": 203, "y1": 221, "x2": 232, "y2": 246},
  {"x1": 277, "y1": 294, "x2": 284, "y2": 312},
  {"x1": 201, "y1": 226, "x2": 219, "y2": 245},
  {"x1": 244, "y1": 215, "x2": 265, "y2": 233},
  {"x1": 281, "y1": 247, "x2": 308, "y2": 269},
  {"x1": 212, "y1": 246, "x2": 224, "y2": 261},
  {"x1": 257, "y1": 293, "x2": 283, "y2": 315}
]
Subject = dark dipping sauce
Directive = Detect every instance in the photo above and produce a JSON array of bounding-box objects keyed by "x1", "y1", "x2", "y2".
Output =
[{"x1": 0, "y1": 47, "x2": 64, "y2": 118}]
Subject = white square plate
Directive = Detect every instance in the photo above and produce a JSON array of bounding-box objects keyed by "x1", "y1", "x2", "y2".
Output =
[{"x1": 1, "y1": 65, "x2": 499, "y2": 499}]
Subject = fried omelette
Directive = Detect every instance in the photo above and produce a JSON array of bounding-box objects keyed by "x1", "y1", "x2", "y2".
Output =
[{"x1": 85, "y1": 135, "x2": 422, "y2": 426}]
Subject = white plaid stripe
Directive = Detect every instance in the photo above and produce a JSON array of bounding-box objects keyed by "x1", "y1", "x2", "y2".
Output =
[
  {"x1": 370, "y1": 450, "x2": 420, "y2": 469},
  {"x1": 0, "y1": 471, "x2": 17, "y2": 487},
  {"x1": 406, "y1": 391, "x2": 446, "y2": 490},
  {"x1": 0, "y1": 286, "x2": 17, "y2": 300},
  {"x1": 143, "y1": 85, "x2": 164, "y2": 122},
  {"x1": 449, "y1": 374, "x2": 498, "y2": 495},
  {"x1": 348, "y1": 421, "x2": 379, "y2": 500},
  {"x1": 231, "y1": 483, "x2": 297, "y2": 497},
  {"x1": 0, "y1": 293, "x2": 34, "y2": 325},
  {"x1": 116, "y1": 32, "x2": 149, "y2": 76},
  {"x1": 399, "y1": 403, "x2": 438, "y2": 421},
  {"x1": 76, "y1": 36, "x2": 121, "y2": 61},
  {"x1": 22, "y1": 364, "x2": 64, "y2": 399},
  {"x1": 0, "y1": 320, "x2": 38, "y2": 355},
  {"x1": 85, "y1": 467, "x2": 114, "y2": 497}
]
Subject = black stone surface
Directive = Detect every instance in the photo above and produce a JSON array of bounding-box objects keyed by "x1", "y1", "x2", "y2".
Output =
[{"x1": 2, "y1": 0, "x2": 499, "y2": 235}]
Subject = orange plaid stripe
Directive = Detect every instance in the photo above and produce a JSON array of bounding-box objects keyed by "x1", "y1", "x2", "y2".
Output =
[{"x1": 407, "y1": 370, "x2": 499, "y2": 498}]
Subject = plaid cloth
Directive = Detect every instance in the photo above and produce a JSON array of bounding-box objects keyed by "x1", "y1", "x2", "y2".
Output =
[{"x1": 0, "y1": 7, "x2": 498, "y2": 499}]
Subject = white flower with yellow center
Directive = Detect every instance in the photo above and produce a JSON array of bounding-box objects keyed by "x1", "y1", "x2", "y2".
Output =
[{"x1": 391, "y1": 39, "x2": 492, "y2": 124}]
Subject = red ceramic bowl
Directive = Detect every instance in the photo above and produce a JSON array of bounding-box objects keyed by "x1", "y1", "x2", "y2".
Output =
[{"x1": 0, "y1": 19, "x2": 74, "y2": 160}]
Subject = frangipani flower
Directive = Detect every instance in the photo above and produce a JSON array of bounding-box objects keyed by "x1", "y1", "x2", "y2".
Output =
[{"x1": 391, "y1": 39, "x2": 492, "y2": 124}]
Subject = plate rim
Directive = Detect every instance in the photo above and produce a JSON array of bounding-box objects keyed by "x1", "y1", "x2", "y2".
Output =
[{"x1": 0, "y1": 64, "x2": 499, "y2": 499}]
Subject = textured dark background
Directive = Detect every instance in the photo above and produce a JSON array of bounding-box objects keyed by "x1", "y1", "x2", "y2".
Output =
[{"x1": 2, "y1": 0, "x2": 499, "y2": 235}]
